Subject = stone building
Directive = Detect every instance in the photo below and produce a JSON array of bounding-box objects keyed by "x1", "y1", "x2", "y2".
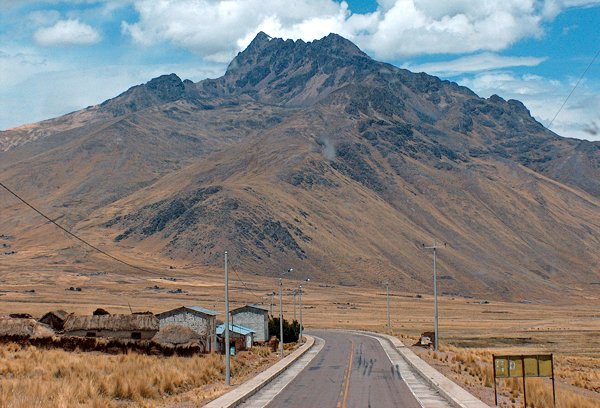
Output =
[
  {"x1": 230, "y1": 304, "x2": 269, "y2": 342},
  {"x1": 156, "y1": 306, "x2": 218, "y2": 352},
  {"x1": 63, "y1": 314, "x2": 159, "y2": 340}
]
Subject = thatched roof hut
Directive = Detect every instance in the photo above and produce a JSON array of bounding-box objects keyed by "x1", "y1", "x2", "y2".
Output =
[
  {"x1": 64, "y1": 314, "x2": 158, "y2": 332},
  {"x1": 39, "y1": 310, "x2": 70, "y2": 331},
  {"x1": 63, "y1": 314, "x2": 159, "y2": 340},
  {"x1": 153, "y1": 324, "x2": 207, "y2": 349},
  {"x1": 0, "y1": 318, "x2": 55, "y2": 338}
]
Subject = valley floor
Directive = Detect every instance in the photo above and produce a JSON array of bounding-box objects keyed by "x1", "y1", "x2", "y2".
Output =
[{"x1": 0, "y1": 254, "x2": 598, "y2": 407}]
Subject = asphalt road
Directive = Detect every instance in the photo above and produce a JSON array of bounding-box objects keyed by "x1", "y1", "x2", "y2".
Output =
[{"x1": 264, "y1": 330, "x2": 422, "y2": 408}]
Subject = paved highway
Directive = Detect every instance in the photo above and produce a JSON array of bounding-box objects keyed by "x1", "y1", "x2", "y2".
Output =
[{"x1": 242, "y1": 330, "x2": 426, "y2": 408}]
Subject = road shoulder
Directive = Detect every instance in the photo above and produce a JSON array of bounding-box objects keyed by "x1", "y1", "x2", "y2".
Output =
[
  {"x1": 203, "y1": 336, "x2": 316, "y2": 408},
  {"x1": 371, "y1": 332, "x2": 490, "y2": 408}
]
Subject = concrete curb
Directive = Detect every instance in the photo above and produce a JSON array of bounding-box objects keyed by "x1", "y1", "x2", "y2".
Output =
[
  {"x1": 203, "y1": 336, "x2": 315, "y2": 408},
  {"x1": 374, "y1": 332, "x2": 490, "y2": 408}
]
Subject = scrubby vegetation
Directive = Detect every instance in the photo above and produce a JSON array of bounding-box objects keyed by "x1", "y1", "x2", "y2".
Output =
[
  {"x1": 412, "y1": 341, "x2": 600, "y2": 408},
  {"x1": 268, "y1": 317, "x2": 301, "y2": 343},
  {"x1": 0, "y1": 343, "x2": 276, "y2": 407}
]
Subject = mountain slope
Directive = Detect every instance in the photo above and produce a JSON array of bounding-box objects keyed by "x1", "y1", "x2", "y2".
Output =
[{"x1": 1, "y1": 33, "x2": 599, "y2": 301}]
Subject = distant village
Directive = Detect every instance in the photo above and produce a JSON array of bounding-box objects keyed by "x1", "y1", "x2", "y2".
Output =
[{"x1": 0, "y1": 304, "x2": 273, "y2": 355}]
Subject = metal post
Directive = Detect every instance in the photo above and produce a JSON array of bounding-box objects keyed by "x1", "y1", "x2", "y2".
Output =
[
  {"x1": 551, "y1": 354, "x2": 556, "y2": 408},
  {"x1": 224, "y1": 251, "x2": 230, "y2": 386},
  {"x1": 386, "y1": 282, "x2": 391, "y2": 334},
  {"x1": 433, "y1": 242, "x2": 438, "y2": 351},
  {"x1": 521, "y1": 355, "x2": 527, "y2": 408},
  {"x1": 293, "y1": 289, "x2": 297, "y2": 321},
  {"x1": 424, "y1": 239, "x2": 444, "y2": 351},
  {"x1": 299, "y1": 285, "x2": 303, "y2": 344},
  {"x1": 493, "y1": 355, "x2": 498, "y2": 406},
  {"x1": 279, "y1": 277, "x2": 284, "y2": 359}
]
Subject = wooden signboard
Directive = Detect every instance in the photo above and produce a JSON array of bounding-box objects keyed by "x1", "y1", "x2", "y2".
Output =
[{"x1": 493, "y1": 354, "x2": 555, "y2": 407}]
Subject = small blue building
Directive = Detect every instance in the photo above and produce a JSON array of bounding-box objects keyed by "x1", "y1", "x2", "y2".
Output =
[{"x1": 216, "y1": 323, "x2": 255, "y2": 350}]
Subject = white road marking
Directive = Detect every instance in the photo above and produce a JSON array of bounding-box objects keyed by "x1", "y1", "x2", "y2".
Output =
[
  {"x1": 360, "y1": 333, "x2": 453, "y2": 408},
  {"x1": 238, "y1": 336, "x2": 325, "y2": 408}
]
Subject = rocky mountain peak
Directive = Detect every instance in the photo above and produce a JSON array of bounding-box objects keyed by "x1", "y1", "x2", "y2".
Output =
[
  {"x1": 315, "y1": 32, "x2": 367, "y2": 57},
  {"x1": 98, "y1": 73, "x2": 188, "y2": 117},
  {"x1": 226, "y1": 32, "x2": 368, "y2": 75},
  {"x1": 213, "y1": 32, "x2": 375, "y2": 106}
]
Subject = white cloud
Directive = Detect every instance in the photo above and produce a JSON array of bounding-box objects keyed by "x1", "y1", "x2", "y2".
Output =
[
  {"x1": 364, "y1": 0, "x2": 544, "y2": 58},
  {"x1": 404, "y1": 53, "x2": 547, "y2": 76},
  {"x1": 26, "y1": 9, "x2": 61, "y2": 27},
  {"x1": 34, "y1": 19, "x2": 101, "y2": 46},
  {"x1": 0, "y1": 49, "x2": 62, "y2": 87},
  {"x1": 122, "y1": 0, "x2": 351, "y2": 61},
  {"x1": 459, "y1": 72, "x2": 600, "y2": 141},
  {"x1": 119, "y1": 0, "x2": 597, "y2": 59},
  {"x1": 541, "y1": 0, "x2": 600, "y2": 18},
  {"x1": 0, "y1": 62, "x2": 225, "y2": 130}
]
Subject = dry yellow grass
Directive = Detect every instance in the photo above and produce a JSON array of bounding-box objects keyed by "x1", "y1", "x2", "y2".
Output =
[
  {"x1": 0, "y1": 344, "x2": 275, "y2": 407},
  {"x1": 414, "y1": 343, "x2": 600, "y2": 408},
  {"x1": 0, "y1": 252, "x2": 598, "y2": 406}
]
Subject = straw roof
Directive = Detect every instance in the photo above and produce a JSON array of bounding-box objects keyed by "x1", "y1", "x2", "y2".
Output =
[
  {"x1": 63, "y1": 314, "x2": 159, "y2": 332},
  {"x1": 40, "y1": 310, "x2": 69, "y2": 321},
  {"x1": 152, "y1": 325, "x2": 205, "y2": 346},
  {"x1": 0, "y1": 318, "x2": 55, "y2": 338}
]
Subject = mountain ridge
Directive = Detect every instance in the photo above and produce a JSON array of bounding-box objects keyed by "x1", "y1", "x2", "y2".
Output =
[{"x1": 1, "y1": 32, "x2": 599, "y2": 301}]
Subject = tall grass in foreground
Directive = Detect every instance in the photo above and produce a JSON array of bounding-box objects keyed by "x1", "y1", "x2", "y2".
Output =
[
  {"x1": 416, "y1": 342, "x2": 599, "y2": 408},
  {"x1": 0, "y1": 343, "x2": 274, "y2": 407}
]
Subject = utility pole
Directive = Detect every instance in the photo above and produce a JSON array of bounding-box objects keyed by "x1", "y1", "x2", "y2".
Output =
[
  {"x1": 385, "y1": 281, "x2": 391, "y2": 334},
  {"x1": 224, "y1": 251, "x2": 230, "y2": 385},
  {"x1": 268, "y1": 291, "x2": 274, "y2": 316},
  {"x1": 278, "y1": 268, "x2": 293, "y2": 359},
  {"x1": 299, "y1": 284, "x2": 303, "y2": 344},
  {"x1": 423, "y1": 239, "x2": 445, "y2": 351},
  {"x1": 279, "y1": 277, "x2": 284, "y2": 359},
  {"x1": 293, "y1": 289, "x2": 297, "y2": 321}
]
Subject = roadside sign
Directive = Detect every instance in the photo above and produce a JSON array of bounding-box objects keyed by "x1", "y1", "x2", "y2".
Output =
[
  {"x1": 524, "y1": 357, "x2": 538, "y2": 377},
  {"x1": 493, "y1": 354, "x2": 552, "y2": 378},
  {"x1": 538, "y1": 354, "x2": 553, "y2": 377},
  {"x1": 493, "y1": 354, "x2": 555, "y2": 408}
]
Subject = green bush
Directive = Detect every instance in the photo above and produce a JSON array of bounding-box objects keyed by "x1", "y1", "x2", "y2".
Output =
[{"x1": 268, "y1": 317, "x2": 302, "y2": 343}]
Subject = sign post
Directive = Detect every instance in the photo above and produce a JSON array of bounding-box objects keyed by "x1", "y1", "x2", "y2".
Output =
[{"x1": 493, "y1": 354, "x2": 556, "y2": 407}]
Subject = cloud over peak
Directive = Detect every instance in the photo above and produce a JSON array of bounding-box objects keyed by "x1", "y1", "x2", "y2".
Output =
[
  {"x1": 34, "y1": 19, "x2": 101, "y2": 46},
  {"x1": 405, "y1": 53, "x2": 547, "y2": 76},
  {"x1": 119, "y1": 0, "x2": 585, "y2": 59}
]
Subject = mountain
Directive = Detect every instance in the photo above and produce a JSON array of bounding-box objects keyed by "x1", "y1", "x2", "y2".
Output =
[{"x1": 1, "y1": 33, "x2": 599, "y2": 301}]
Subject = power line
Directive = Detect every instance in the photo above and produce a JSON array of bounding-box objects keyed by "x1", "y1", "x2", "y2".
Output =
[
  {"x1": 0, "y1": 180, "x2": 162, "y2": 276},
  {"x1": 547, "y1": 46, "x2": 600, "y2": 130},
  {"x1": 228, "y1": 261, "x2": 267, "y2": 303}
]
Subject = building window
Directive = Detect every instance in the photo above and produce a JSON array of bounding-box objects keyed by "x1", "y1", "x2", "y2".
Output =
[
  {"x1": 131, "y1": 332, "x2": 142, "y2": 340},
  {"x1": 86, "y1": 332, "x2": 96, "y2": 337}
]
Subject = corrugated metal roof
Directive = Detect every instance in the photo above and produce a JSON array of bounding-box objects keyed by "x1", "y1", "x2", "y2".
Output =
[
  {"x1": 231, "y1": 304, "x2": 269, "y2": 313},
  {"x1": 216, "y1": 323, "x2": 255, "y2": 336},
  {"x1": 186, "y1": 306, "x2": 218, "y2": 316}
]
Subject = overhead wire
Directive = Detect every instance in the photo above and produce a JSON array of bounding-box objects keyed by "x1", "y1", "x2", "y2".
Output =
[
  {"x1": 547, "y1": 46, "x2": 600, "y2": 130},
  {"x1": 228, "y1": 260, "x2": 268, "y2": 304},
  {"x1": 0, "y1": 180, "x2": 162, "y2": 276}
]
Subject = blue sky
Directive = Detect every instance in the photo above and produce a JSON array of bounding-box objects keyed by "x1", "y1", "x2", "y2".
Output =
[{"x1": 1, "y1": 0, "x2": 599, "y2": 140}]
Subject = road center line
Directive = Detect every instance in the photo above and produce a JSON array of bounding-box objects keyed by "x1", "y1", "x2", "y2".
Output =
[{"x1": 337, "y1": 339, "x2": 354, "y2": 408}]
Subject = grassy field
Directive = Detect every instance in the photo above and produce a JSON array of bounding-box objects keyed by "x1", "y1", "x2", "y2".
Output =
[
  {"x1": 412, "y1": 342, "x2": 600, "y2": 407},
  {"x1": 0, "y1": 251, "x2": 598, "y2": 407},
  {"x1": 0, "y1": 343, "x2": 277, "y2": 407}
]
